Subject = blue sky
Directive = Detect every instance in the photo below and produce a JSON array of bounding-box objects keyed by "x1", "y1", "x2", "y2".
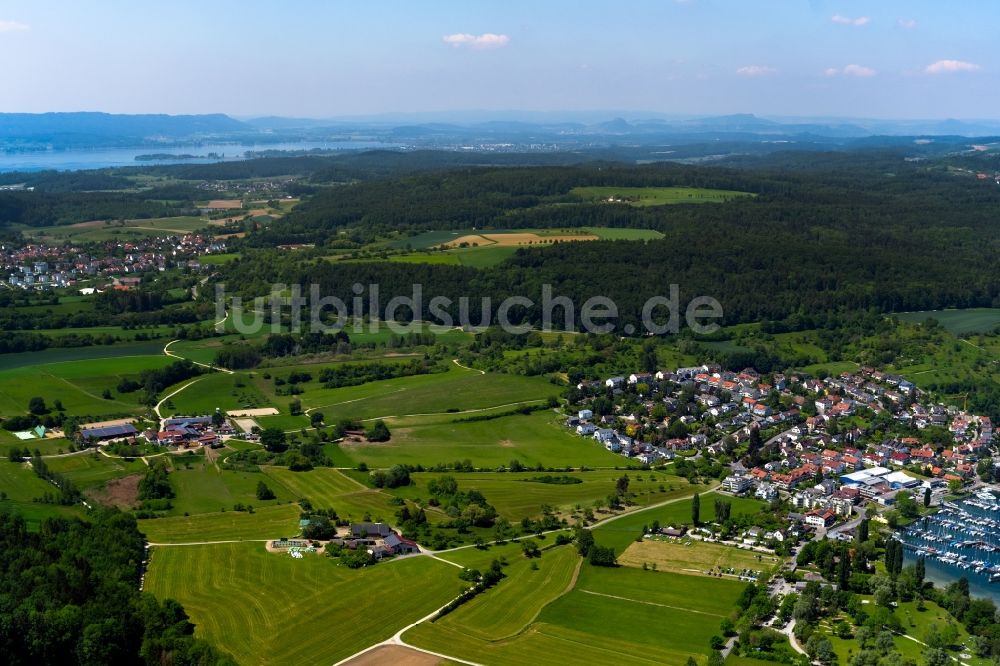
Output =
[{"x1": 0, "y1": 1, "x2": 995, "y2": 119}]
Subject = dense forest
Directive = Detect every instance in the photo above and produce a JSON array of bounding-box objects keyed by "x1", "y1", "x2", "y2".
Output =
[
  {"x1": 0, "y1": 191, "x2": 191, "y2": 228},
  {"x1": 216, "y1": 154, "x2": 1000, "y2": 328},
  {"x1": 0, "y1": 509, "x2": 233, "y2": 665}
]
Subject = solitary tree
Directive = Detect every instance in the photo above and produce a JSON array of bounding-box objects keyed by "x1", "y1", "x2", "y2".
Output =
[
  {"x1": 28, "y1": 397, "x2": 47, "y2": 415},
  {"x1": 692, "y1": 492, "x2": 701, "y2": 525},
  {"x1": 923, "y1": 486, "x2": 932, "y2": 508}
]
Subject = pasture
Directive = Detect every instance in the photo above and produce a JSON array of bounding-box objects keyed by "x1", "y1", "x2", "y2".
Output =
[
  {"x1": 138, "y1": 502, "x2": 301, "y2": 543},
  {"x1": 571, "y1": 185, "x2": 752, "y2": 206},
  {"x1": 144, "y1": 542, "x2": 459, "y2": 664},
  {"x1": 618, "y1": 538, "x2": 779, "y2": 578}
]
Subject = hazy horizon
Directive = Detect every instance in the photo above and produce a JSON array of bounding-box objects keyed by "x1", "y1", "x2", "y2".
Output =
[{"x1": 1, "y1": 1, "x2": 996, "y2": 119}]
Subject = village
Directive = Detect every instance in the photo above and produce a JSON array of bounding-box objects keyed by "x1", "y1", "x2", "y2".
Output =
[
  {"x1": 2, "y1": 234, "x2": 227, "y2": 291},
  {"x1": 567, "y1": 363, "x2": 994, "y2": 548}
]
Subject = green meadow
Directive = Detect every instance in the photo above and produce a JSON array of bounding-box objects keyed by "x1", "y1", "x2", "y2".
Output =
[
  {"x1": 341, "y1": 411, "x2": 623, "y2": 469},
  {"x1": 0, "y1": 460, "x2": 86, "y2": 527},
  {"x1": 571, "y1": 185, "x2": 753, "y2": 206},
  {"x1": 393, "y1": 469, "x2": 693, "y2": 520},
  {"x1": 896, "y1": 308, "x2": 1000, "y2": 335},
  {"x1": 0, "y1": 354, "x2": 172, "y2": 418},
  {"x1": 593, "y1": 490, "x2": 765, "y2": 554}
]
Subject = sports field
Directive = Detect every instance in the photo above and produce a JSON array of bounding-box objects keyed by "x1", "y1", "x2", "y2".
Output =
[
  {"x1": 571, "y1": 185, "x2": 752, "y2": 206},
  {"x1": 143, "y1": 542, "x2": 459, "y2": 664}
]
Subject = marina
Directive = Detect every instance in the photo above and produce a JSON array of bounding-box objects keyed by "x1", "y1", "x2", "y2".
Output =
[{"x1": 898, "y1": 488, "x2": 1000, "y2": 601}]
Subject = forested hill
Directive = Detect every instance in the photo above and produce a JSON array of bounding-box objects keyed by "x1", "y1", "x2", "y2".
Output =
[
  {"x1": 222, "y1": 154, "x2": 1000, "y2": 326},
  {"x1": 0, "y1": 509, "x2": 234, "y2": 665}
]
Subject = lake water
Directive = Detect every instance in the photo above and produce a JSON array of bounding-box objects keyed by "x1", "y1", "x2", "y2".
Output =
[
  {"x1": 900, "y1": 494, "x2": 1000, "y2": 605},
  {"x1": 0, "y1": 140, "x2": 400, "y2": 173}
]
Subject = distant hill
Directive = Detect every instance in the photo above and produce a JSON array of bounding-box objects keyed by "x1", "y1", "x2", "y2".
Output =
[{"x1": 0, "y1": 112, "x2": 250, "y2": 148}]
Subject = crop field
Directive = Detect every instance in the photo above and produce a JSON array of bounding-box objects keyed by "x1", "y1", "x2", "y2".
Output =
[
  {"x1": 0, "y1": 353, "x2": 173, "y2": 418},
  {"x1": 166, "y1": 456, "x2": 295, "y2": 515},
  {"x1": 618, "y1": 538, "x2": 779, "y2": 578},
  {"x1": 260, "y1": 467, "x2": 404, "y2": 523},
  {"x1": 571, "y1": 186, "x2": 752, "y2": 206},
  {"x1": 144, "y1": 543, "x2": 459, "y2": 664},
  {"x1": 138, "y1": 502, "x2": 301, "y2": 543},
  {"x1": 0, "y1": 342, "x2": 168, "y2": 372},
  {"x1": 44, "y1": 452, "x2": 148, "y2": 490},
  {"x1": 22, "y1": 216, "x2": 212, "y2": 243},
  {"x1": 394, "y1": 470, "x2": 692, "y2": 520},
  {"x1": 406, "y1": 562, "x2": 743, "y2": 665},
  {"x1": 342, "y1": 411, "x2": 623, "y2": 469},
  {"x1": 593, "y1": 491, "x2": 764, "y2": 554},
  {"x1": 896, "y1": 308, "x2": 1000, "y2": 335},
  {"x1": 394, "y1": 227, "x2": 663, "y2": 250}
]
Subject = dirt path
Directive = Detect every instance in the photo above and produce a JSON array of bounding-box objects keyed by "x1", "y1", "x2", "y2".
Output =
[
  {"x1": 452, "y1": 358, "x2": 485, "y2": 375},
  {"x1": 154, "y1": 376, "x2": 208, "y2": 420}
]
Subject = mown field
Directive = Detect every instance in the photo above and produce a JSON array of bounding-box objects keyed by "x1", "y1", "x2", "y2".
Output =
[
  {"x1": 571, "y1": 186, "x2": 752, "y2": 206},
  {"x1": 138, "y1": 502, "x2": 301, "y2": 543},
  {"x1": 143, "y1": 542, "x2": 460, "y2": 664},
  {"x1": 405, "y1": 559, "x2": 744, "y2": 665},
  {"x1": 260, "y1": 466, "x2": 406, "y2": 523},
  {"x1": 165, "y1": 454, "x2": 296, "y2": 515},
  {"x1": 45, "y1": 452, "x2": 148, "y2": 491}
]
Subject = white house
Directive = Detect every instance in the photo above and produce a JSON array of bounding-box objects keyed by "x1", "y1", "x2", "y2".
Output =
[{"x1": 578, "y1": 409, "x2": 593, "y2": 421}]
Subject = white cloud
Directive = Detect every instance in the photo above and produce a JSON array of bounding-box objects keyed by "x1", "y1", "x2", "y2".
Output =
[
  {"x1": 831, "y1": 14, "x2": 870, "y2": 26},
  {"x1": 442, "y1": 33, "x2": 510, "y2": 49},
  {"x1": 824, "y1": 64, "x2": 877, "y2": 77},
  {"x1": 842, "y1": 64, "x2": 877, "y2": 77},
  {"x1": 735, "y1": 65, "x2": 776, "y2": 77},
  {"x1": 897, "y1": 18, "x2": 917, "y2": 29},
  {"x1": 925, "y1": 59, "x2": 981, "y2": 74},
  {"x1": 0, "y1": 20, "x2": 29, "y2": 32}
]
